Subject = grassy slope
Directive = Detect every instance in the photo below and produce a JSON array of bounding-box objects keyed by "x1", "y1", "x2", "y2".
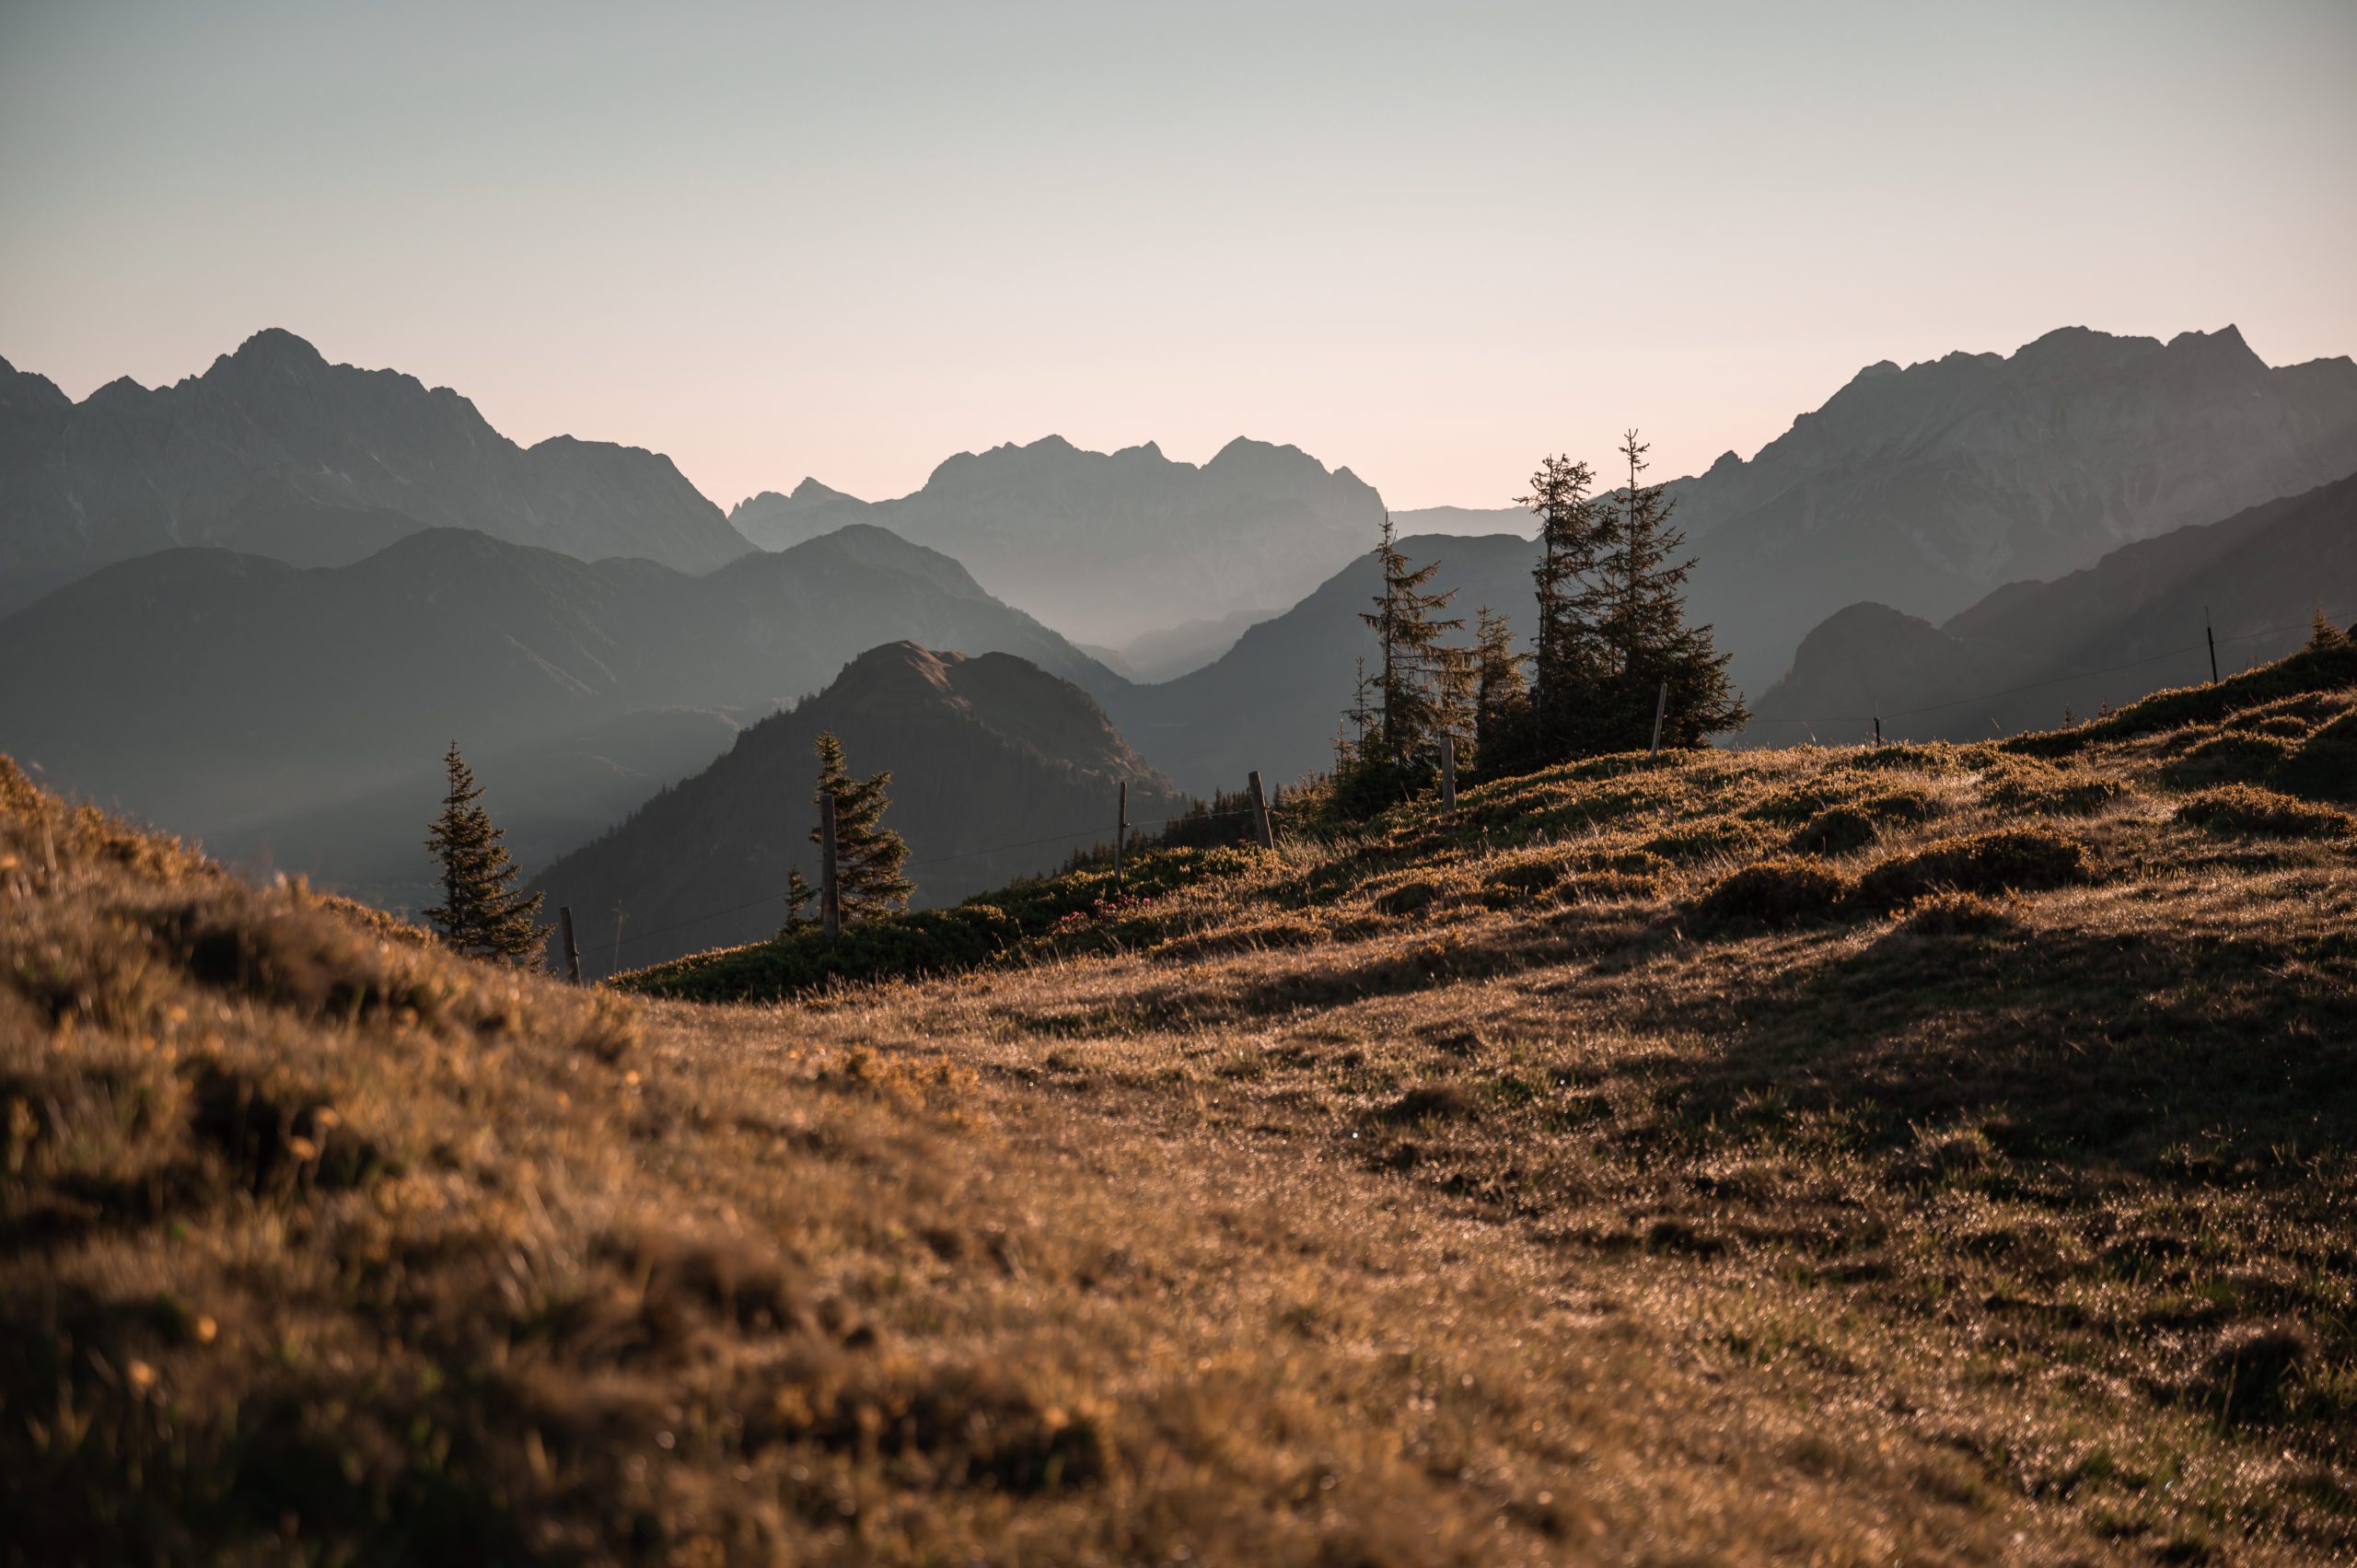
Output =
[{"x1": 6, "y1": 643, "x2": 2356, "y2": 1564}]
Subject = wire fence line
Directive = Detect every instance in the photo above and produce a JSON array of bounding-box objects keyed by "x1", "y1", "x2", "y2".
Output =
[{"x1": 1736, "y1": 619, "x2": 2318, "y2": 735}]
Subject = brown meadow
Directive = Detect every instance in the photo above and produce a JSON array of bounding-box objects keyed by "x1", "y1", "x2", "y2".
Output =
[{"x1": 6, "y1": 642, "x2": 2354, "y2": 1564}]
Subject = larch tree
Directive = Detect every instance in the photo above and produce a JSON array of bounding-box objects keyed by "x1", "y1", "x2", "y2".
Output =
[
  {"x1": 1471, "y1": 605, "x2": 1531, "y2": 778},
  {"x1": 807, "y1": 730, "x2": 914, "y2": 922},
  {"x1": 1519, "y1": 453, "x2": 1609, "y2": 762},
  {"x1": 423, "y1": 742, "x2": 550, "y2": 962},
  {"x1": 1593, "y1": 430, "x2": 1748, "y2": 749},
  {"x1": 1356, "y1": 514, "x2": 1463, "y2": 776}
]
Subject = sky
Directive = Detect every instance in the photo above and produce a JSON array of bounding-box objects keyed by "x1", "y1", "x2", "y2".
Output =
[{"x1": 3, "y1": 0, "x2": 2353, "y2": 514}]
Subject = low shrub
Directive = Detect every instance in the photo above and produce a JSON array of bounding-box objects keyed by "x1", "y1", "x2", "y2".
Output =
[
  {"x1": 1692, "y1": 858, "x2": 1852, "y2": 928},
  {"x1": 1840, "y1": 744, "x2": 1959, "y2": 775},
  {"x1": 2272, "y1": 710, "x2": 2357, "y2": 804},
  {"x1": 619, "y1": 904, "x2": 1023, "y2": 1002},
  {"x1": 1890, "y1": 890, "x2": 2022, "y2": 937},
  {"x1": 2170, "y1": 729, "x2": 2297, "y2": 784},
  {"x1": 2176, "y1": 785, "x2": 2354, "y2": 841},
  {"x1": 1790, "y1": 806, "x2": 1877, "y2": 856},
  {"x1": 1852, "y1": 829, "x2": 2091, "y2": 910},
  {"x1": 1982, "y1": 762, "x2": 2125, "y2": 817},
  {"x1": 1645, "y1": 819, "x2": 1771, "y2": 864}
]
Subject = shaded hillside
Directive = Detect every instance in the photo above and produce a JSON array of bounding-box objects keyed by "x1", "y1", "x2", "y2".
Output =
[
  {"x1": 1100, "y1": 531, "x2": 1544, "y2": 796},
  {"x1": 1752, "y1": 473, "x2": 2357, "y2": 742},
  {"x1": 730, "y1": 435, "x2": 1383, "y2": 645},
  {"x1": 0, "y1": 328, "x2": 752, "y2": 610},
  {"x1": 1671, "y1": 325, "x2": 2357, "y2": 691},
  {"x1": 0, "y1": 525, "x2": 1119, "y2": 877},
  {"x1": 530, "y1": 643, "x2": 1188, "y2": 973}
]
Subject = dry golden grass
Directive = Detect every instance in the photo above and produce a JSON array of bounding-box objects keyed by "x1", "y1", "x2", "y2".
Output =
[{"x1": 8, "y1": 645, "x2": 2357, "y2": 1564}]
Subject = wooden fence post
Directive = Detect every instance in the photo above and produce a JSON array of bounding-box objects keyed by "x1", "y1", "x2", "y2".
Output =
[
  {"x1": 1440, "y1": 734, "x2": 1457, "y2": 808},
  {"x1": 1873, "y1": 714, "x2": 1883, "y2": 748},
  {"x1": 2206, "y1": 607, "x2": 2219, "y2": 683},
  {"x1": 819, "y1": 790, "x2": 842, "y2": 940},
  {"x1": 1648, "y1": 680, "x2": 1669, "y2": 759},
  {"x1": 1247, "y1": 771, "x2": 1275, "y2": 850},
  {"x1": 1114, "y1": 780, "x2": 1127, "y2": 890},
  {"x1": 558, "y1": 905, "x2": 582, "y2": 984}
]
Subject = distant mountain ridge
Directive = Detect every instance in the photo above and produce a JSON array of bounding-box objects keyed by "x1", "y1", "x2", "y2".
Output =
[
  {"x1": 0, "y1": 328, "x2": 753, "y2": 610},
  {"x1": 1749, "y1": 471, "x2": 2357, "y2": 742},
  {"x1": 0, "y1": 523, "x2": 1120, "y2": 886},
  {"x1": 1670, "y1": 325, "x2": 2357, "y2": 691},
  {"x1": 530, "y1": 641, "x2": 1190, "y2": 973},
  {"x1": 730, "y1": 434, "x2": 1387, "y2": 644}
]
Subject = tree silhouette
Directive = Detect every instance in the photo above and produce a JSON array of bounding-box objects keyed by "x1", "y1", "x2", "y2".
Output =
[
  {"x1": 1520, "y1": 453, "x2": 1608, "y2": 762},
  {"x1": 1356, "y1": 514, "x2": 1463, "y2": 776},
  {"x1": 423, "y1": 742, "x2": 549, "y2": 962},
  {"x1": 807, "y1": 730, "x2": 913, "y2": 921},
  {"x1": 1593, "y1": 430, "x2": 1747, "y2": 749}
]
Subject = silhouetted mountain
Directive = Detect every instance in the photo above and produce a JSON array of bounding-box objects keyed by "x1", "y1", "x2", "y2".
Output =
[
  {"x1": 0, "y1": 524, "x2": 1120, "y2": 883},
  {"x1": 1390, "y1": 504, "x2": 1533, "y2": 537},
  {"x1": 531, "y1": 642, "x2": 1189, "y2": 973},
  {"x1": 0, "y1": 329, "x2": 753, "y2": 610},
  {"x1": 1749, "y1": 472, "x2": 2357, "y2": 742},
  {"x1": 1100, "y1": 532, "x2": 1543, "y2": 796},
  {"x1": 728, "y1": 436, "x2": 1386, "y2": 644},
  {"x1": 1673, "y1": 326, "x2": 2357, "y2": 691}
]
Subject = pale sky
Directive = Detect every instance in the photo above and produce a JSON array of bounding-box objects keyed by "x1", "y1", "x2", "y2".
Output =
[{"x1": 4, "y1": 1, "x2": 2353, "y2": 512}]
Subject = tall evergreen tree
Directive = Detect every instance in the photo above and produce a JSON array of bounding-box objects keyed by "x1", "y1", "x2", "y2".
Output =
[
  {"x1": 807, "y1": 730, "x2": 913, "y2": 921},
  {"x1": 1519, "y1": 454, "x2": 1608, "y2": 761},
  {"x1": 1356, "y1": 514, "x2": 1463, "y2": 774},
  {"x1": 1593, "y1": 430, "x2": 1748, "y2": 748},
  {"x1": 423, "y1": 742, "x2": 549, "y2": 962},
  {"x1": 1471, "y1": 605, "x2": 1531, "y2": 777}
]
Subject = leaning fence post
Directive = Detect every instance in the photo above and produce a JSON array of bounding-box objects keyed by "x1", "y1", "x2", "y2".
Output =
[
  {"x1": 819, "y1": 790, "x2": 842, "y2": 940},
  {"x1": 1440, "y1": 734, "x2": 1457, "y2": 808},
  {"x1": 1874, "y1": 714, "x2": 1883, "y2": 748},
  {"x1": 1114, "y1": 780, "x2": 1127, "y2": 890},
  {"x1": 558, "y1": 905, "x2": 582, "y2": 984},
  {"x1": 1247, "y1": 770, "x2": 1275, "y2": 851},
  {"x1": 1648, "y1": 680, "x2": 1669, "y2": 759},
  {"x1": 2206, "y1": 606, "x2": 2219, "y2": 683}
]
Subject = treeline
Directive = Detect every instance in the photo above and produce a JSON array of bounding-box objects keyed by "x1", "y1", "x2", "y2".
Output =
[{"x1": 1333, "y1": 430, "x2": 1747, "y2": 811}]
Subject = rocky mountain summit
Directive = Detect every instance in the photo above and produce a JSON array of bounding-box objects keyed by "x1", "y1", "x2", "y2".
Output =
[
  {"x1": 1672, "y1": 325, "x2": 2357, "y2": 691},
  {"x1": 729, "y1": 434, "x2": 1386, "y2": 644},
  {"x1": 0, "y1": 329, "x2": 753, "y2": 611}
]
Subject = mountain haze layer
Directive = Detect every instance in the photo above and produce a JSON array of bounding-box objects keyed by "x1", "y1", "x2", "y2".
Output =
[
  {"x1": 0, "y1": 525, "x2": 1119, "y2": 883},
  {"x1": 1671, "y1": 325, "x2": 2357, "y2": 691},
  {"x1": 730, "y1": 436, "x2": 1386, "y2": 644},
  {"x1": 531, "y1": 642, "x2": 1190, "y2": 972},
  {"x1": 1751, "y1": 472, "x2": 2357, "y2": 742},
  {"x1": 0, "y1": 329, "x2": 753, "y2": 611}
]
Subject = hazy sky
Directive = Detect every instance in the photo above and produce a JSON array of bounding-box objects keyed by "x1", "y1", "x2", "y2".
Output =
[{"x1": 4, "y1": 1, "x2": 2353, "y2": 512}]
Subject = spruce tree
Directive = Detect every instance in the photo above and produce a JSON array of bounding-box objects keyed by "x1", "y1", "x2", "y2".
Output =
[
  {"x1": 779, "y1": 868, "x2": 817, "y2": 935},
  {"x1": 423, "y1": 742, "x2": 549, "y2": 962},
  {"x1": 807, "y1": 730, "x2": 913, "y2": 921},
  {"x1": 1593, "y1": 430, "x2": 1748, "y2": 749},
  {"x1": 1471, "y1": 606, "x2": 1531, "y2": 778},
  {"x1": 1357, "y1": 514, "x2": 1463, "y2": 776},
  {"x1": 1519, "y1": 454, "x2": 1608, "y2": 761}
]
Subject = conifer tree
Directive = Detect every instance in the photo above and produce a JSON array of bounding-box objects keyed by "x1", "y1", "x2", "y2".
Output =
[
  {"x1": 1357, "y1": 514, "x2": 1463, "y2": 774},
  {"x1": 1471, "y1": 606, "x2": 1531, "y2": 777},
  {"x1": 807, "y1": 730, "x2": 913, "y2": 921},
  {"x1": 779, "y1": 868, "x2": 816, "y2": 934},
  {"x1": 423, "y1": 742, "x2": 549, "y2": 962},
  {"x1": 1519, "y1": 454, "x2": 1609, "y2": 761},
  {"x1": 1593, "y1": 430, "x2": 1748, "y2": 748},
  {"x1": 2307, "y1": 603, "x2": 2351, "y2": 651}
]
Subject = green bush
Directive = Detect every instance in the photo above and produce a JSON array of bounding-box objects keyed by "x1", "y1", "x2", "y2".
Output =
[
  {"x1": 2176, "y1": 785, "x2": 2354, "y2": 841},
  {"x1": 1693, "y1": 858, "x2": 1852, "y2": 928},
  {"x1": 1853, "y1": 829, "x2": 2091, "y2": 910}
]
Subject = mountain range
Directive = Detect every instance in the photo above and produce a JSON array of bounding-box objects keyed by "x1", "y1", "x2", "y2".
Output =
[
  {"x1": 1669, "y1": 325, "x2": 2357, "y2": 691},
  {"x1": 0, "y1": 328, "x2": 753, "y2": 612},
  {"x1": 0, "y1": 524, "x2": 1116, "y2": 885},
  {"x1": 1750, "y1": 472, "x2": 2357, "y2": 743},
  {"x1": 530, "y1": 641, "x2": 1189, "y2": 973},
  {"x1": 727, "y1": 435, "x2": 1386, "y2": 645}
]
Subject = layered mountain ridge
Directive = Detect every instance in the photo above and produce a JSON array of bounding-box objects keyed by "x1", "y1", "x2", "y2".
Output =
[
  {"x1": 0, "y1": 328, "x2": 753, "y2": 611},
  {"x1": 530, "y1": 641, "x2": 1190, "y2": 972}
]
